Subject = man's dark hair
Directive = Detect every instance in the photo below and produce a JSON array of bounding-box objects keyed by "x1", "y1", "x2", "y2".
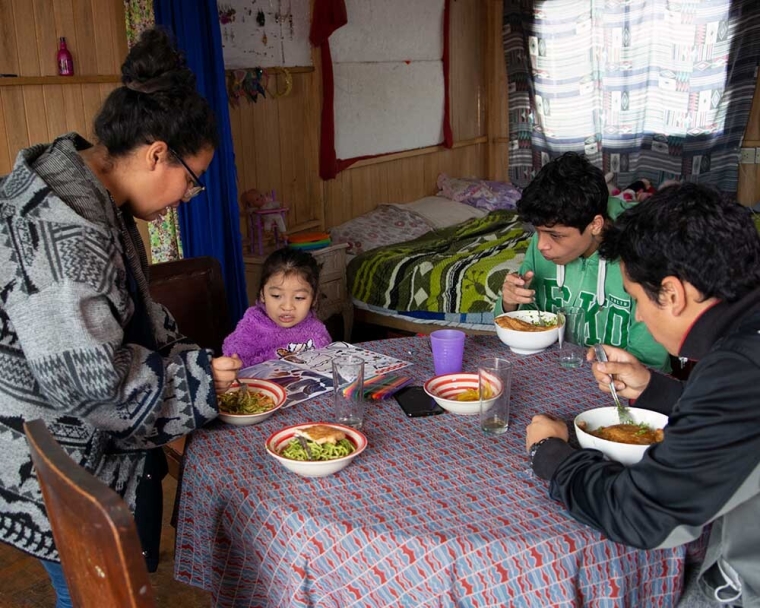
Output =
[
  {"x1": 600, "y1": 183, "x2": 760, "y2": 303},
  {"x1": 517, "y1": 152, "x2": 609, "y2": 231}
]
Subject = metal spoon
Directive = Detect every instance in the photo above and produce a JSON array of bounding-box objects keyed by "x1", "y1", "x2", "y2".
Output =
[
  {"x1": 593, "y1": 344, "x2": 634, "y2": 425},
  {"x1": 519, "y1": 273, "x2": 546, "y2": 325}
]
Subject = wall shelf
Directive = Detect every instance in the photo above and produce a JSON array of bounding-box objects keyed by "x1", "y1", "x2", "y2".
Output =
[{"x1": 0, "y1": 75, "x2": 121, "y2": 87}]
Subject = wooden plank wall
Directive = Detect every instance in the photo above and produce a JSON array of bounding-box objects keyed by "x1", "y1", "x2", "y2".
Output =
[
  {"x1": 0, "y1": 0, "x2": 128, "y2": 172},
  {"x1": 229, "y1": 0, "x2": 509, "y2": 245},
  {"x1": 739, "y1": 75, "x2": 760, "y2": 206}
]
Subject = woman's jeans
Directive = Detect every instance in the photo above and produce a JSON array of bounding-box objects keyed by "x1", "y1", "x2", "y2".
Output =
[{"x1": 40, "y1": 560, "x2": 73, "y2": 608}]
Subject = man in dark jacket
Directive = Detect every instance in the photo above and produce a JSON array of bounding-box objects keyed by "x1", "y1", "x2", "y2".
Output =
[{"x1": 525, "y1": 183, "x2": 760, "y2": 607}]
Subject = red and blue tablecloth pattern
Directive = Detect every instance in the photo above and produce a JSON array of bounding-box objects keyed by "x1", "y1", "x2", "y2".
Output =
[{"x1": 174, "y1": 336, "x2": 689, "y2": 607}]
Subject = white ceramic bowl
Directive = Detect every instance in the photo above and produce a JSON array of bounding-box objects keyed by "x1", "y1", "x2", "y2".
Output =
[
  {"x1": 494, "y1": 310, "x2": 559, "y2": 355},
  {"x1": 265, "y1": 422, "x2": 368, "y2": 477},
  {"x1": 423, "y1": 373, "x2": 500, "y2": 416},
  {"x1": 218, "y1": 378, "x2": 287, "y2": 426},
  {"x1": 574, "y1": 406, "x2": 669, "y2": 465}
]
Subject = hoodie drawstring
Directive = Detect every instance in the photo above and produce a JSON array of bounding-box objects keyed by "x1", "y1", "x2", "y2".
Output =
[{"x1": 556, "y1": 258, "x2": 606, "y2": 307}]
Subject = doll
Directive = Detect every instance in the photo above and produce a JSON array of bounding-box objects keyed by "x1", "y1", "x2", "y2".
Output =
[{"x1": 241, "y1": 188, "x2": 287, "y2": 234}]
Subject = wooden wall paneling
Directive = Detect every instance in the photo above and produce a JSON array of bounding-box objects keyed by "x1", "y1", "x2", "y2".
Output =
[
  {"x1": 62, "y1": 84, "x2": 87, "y2": 133},
  {"x1": 53, "y1": 0, "x2": 79, "y2": 58},
  {"x1": 449, "y1": 0, "x2": 485, "y2": 142},
  {"x1": 71, "y1": 0, "x2": 97, "y2": 74},
  {"x1": 80, "y1": 83, "x2": 102, "y2": 141},
  {"x1": 302, "y1": 70, "x2": 323, "y2": 230},
  {"x1": 276, "y1": 73, "x2": 316, "y2": 231},
  {"x1": 486, "y1": 0, "x2": 509, "y2": 181},
  {"x1": 90, "y1": 0, "x2": 117, "y2": 74},
  {"x1": 398, "y1": 154, "x2": 429, "y2": 201},
  {"x1": 738, "y1": 64, "x2": 760, "y2": 205},
  {"x1": 12, "y1": 1, "x2": 41, "y2": 76},
  {"x1": 0, "y1": 102, "x2": 11, "y2": 175},
  {"x1": 737, "y1": 163, "x2": 758, "y2": 206},
  {"x1": 251, "y1": 92, "x2": 283, "y2": 204},
  {"x1": 1, "y1": 88, "x2": 29, "y2": 164},
  {"x1": 382, "y1": 160, "x2": 406, "y2": 204},
  {"x1": 324, "y1": 173, "x2": 353, "y2": 229},
  {"x1": 43, "y1": 85, "x2": 68, "y2": 137},
  {"x1": 33, "y1": 0, "x2": 59, "y2": 76},
  {"x1": 0, "y1": 1, "x2": 19, "y2": 75},
  {"x1": 237, "y1": 102, "x2": 259, "y2": 202},
  {"x1": 21, "y1": 86, "x2": 48, "y2": 144}
]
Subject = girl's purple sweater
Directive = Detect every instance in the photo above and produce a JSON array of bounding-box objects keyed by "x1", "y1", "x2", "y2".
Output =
[{"x1": 222, "y1": 301, "x2": 332, "y2": 367}]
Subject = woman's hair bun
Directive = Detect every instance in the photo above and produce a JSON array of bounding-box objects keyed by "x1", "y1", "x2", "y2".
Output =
[
  {"x1": 121, "y1": 28, "x2": 195, "y2": 93},
  {"x1": 95, "y1": 26, "x2": 218, "y2": 157}
]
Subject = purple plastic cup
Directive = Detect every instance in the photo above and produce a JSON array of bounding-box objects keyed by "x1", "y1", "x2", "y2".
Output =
[{"x1": 430, "y1": 329, "x2": 466, "y2": 375}]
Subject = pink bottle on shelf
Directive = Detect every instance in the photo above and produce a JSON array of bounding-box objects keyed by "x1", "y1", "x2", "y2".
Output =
[{"x1": 57, "y1": 37, "x2": 74, "y2": 76}]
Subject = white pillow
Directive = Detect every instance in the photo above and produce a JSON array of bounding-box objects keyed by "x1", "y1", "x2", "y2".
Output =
[{"x1": 391, "y1": 196, "x2": 487, "y2": 229}]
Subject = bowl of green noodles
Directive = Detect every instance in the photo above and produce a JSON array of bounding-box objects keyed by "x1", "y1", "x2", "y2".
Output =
[
  {"x1": 218, "y1": 378, "x2": 287, "y2": 426},
  {"x1": 265, "y1": 422, "x2": 368, "y2": 477}
]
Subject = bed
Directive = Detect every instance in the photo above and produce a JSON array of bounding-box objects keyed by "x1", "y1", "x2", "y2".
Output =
[{"x1": 329, "y1": 177, "x2": 530, "y2": 335}]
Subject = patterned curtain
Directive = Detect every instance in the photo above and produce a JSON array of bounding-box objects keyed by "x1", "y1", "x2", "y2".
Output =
[
  {"x1": 504, "y1": 0, "x2": 760, "y2": 194},
  {"x1": 124, "y1": 0, "x2": 184, "y2": 262}
]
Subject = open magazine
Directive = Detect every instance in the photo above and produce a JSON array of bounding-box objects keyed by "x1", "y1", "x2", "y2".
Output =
[{"x1": 237, "y1": 342, "x2": 412, "y2": 408}]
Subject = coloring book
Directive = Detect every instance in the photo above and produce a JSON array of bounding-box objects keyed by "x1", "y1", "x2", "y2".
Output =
[{"x1": 238, "y1": 342, "x2": 411, "y2": 407}]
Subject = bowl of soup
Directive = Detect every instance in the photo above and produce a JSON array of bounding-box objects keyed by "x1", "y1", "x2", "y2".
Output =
[
  {"x1": 574, "y1": 406, "x2": 668, "y2": 465},
  {"x1": 494, "y1": 311, "x2": 559, "y2": 355},
  {"x1": 423, "y1": 372, "x2": 500, "y2": 416}
]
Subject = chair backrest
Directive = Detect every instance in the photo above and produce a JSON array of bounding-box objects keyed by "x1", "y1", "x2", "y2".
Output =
[
  {"x1": 24, "y1": 419, "x2": 156, "y2": 608},
  {"x1": 148, "y1": 256, "x2": 232, "y2": 356}
]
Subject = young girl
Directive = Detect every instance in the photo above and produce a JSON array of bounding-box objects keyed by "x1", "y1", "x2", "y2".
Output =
[{"x1": 223, "y1": 247, "x2": 332, "y2": 366}]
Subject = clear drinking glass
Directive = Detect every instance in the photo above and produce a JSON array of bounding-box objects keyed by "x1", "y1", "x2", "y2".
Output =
[
  {"x1": 556, "y1": 306, "x2": 585, "y2": 369},
  {"x1": 478, "y1": 357, "x2": 512, "y2": 435},
  {"x1": 332, "y1": 355, "x2": 365, "y2": 429}
]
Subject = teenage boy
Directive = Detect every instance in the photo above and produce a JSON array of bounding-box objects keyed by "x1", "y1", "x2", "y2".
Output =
[
  {"x1": 527, "y1": 183, "x2": 760, "y2": 606},
  {"x1": 496, "y1": 152, "x2": 669, "y2": 371}
]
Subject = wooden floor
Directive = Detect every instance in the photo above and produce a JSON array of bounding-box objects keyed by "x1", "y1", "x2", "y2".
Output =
[{"x1": 0, "y1": 475, "x2": 210, "y2": 608}]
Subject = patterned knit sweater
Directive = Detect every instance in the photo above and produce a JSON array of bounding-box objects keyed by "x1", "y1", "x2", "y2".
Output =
[{"x1": 0, "y1": 134, "x2": 218, "y2": 561}]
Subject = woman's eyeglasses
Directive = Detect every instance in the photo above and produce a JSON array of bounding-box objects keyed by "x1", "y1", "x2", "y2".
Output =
[{"x1": 168, "y1": 147, "x2": 205, "y2": 199}]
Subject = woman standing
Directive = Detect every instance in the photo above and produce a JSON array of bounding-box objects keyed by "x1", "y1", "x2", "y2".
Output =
[{"x1": 0, "y1": 28, "x2": 240, "y2": 606}]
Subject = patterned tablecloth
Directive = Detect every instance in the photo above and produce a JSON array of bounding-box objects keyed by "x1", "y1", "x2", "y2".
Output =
[{"x1": 174, "y1": 336, "x2": 688, "y2": 607}]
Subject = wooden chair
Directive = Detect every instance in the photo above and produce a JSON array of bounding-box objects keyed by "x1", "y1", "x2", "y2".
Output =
[
  {"x1": 24, "y1": 419, "x2": 156, "y2": 608},
  {"x1": 148, "y1": 256, "x2": 232, "y2": 357},
  {"x1": 148, "y1": 256, "x2": 233, "y2": 478}
]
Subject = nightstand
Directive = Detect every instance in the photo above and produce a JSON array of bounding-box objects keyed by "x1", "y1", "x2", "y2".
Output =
[{"x1": 243, "y1": 243, "x2": 353, "y2": 341}]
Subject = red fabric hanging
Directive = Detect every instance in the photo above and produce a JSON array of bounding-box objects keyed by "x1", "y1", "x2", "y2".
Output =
[{"x1": 310, "y1": 0, "x2": 348, "y2": 180}]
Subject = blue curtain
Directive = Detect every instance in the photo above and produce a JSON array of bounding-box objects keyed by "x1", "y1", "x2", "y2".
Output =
[{"x1": 154, "y1": 0, "x2": 248, "y2": 325}]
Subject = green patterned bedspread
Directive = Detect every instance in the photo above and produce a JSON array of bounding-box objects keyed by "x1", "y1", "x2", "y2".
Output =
[{"x1": 348, "y1": 211, "x2": 532, "y2": 314}]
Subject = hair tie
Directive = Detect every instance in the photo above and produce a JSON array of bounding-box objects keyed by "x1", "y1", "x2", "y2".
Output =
[{"x1": 125, "y1": 76, "x2": 172, "y2": 95}]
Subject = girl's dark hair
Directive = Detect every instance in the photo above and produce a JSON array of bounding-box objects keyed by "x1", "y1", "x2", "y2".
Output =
[
  {"x1": 93, "y1": 28, "x2": 219, "y2": 159},
  {"x1": 259, "y1": 248, "x2": 321, "y2": 307},
  {"x1": 517, "y1": 152, "x2": 609, "y2": 231},
  {"x1": 600, "y1": 183, "x2": 760, "y2": 303}
]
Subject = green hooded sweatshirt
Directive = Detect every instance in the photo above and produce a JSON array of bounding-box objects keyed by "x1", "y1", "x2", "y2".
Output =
[{"x1": 494, "y1": 197, "x2": 670, "y2": 372}]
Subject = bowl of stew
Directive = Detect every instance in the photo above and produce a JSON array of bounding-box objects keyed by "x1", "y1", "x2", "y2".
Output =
[{"x1": 574, "y1": 406, "x2": 668, "y2": 465}]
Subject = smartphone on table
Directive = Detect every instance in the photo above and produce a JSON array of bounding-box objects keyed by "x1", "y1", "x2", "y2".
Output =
[{"x1": 395, "y1": 386, "x2": 445, "y2": 417}]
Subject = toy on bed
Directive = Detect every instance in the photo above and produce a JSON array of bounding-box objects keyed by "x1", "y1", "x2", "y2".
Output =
[{"x1": 242, "y1": 188, "x2": 289, "y2": 255}]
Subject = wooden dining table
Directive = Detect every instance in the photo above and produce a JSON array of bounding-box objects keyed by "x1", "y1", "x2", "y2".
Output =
[{"x1": 174, "y1": 335, "x2": 691, "y2": 607}]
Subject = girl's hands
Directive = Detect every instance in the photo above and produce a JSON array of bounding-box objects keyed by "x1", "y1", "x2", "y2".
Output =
[
  {"x1": 211, "y1": 354, "x2": 242, "y2": 393},
  {"x1": 587, "y1": 345, "x2": 651, "y2": 400},
  {"x1": 501, "y1": 271, "x2": 535, "y2": 311}
]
